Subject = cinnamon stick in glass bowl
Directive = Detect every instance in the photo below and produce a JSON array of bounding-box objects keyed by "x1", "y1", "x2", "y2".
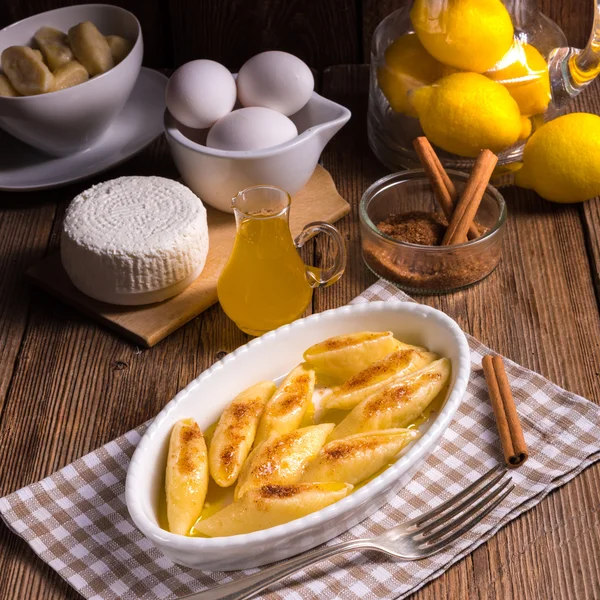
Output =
[
  {"x1": 359, "y1": 169, "x2": 507, "y2": 294},
  {"x1": 442, "y1": 149, "x2": 498, "y2": 246},
  {"x1": 412, "y1": 137, "x2": 481, "y2": 241}
]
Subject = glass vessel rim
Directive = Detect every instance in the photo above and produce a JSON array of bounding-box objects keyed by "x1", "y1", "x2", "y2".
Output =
[
  {"x1": 359, "y1": 169, "x2": 507, "y2": 251},
  {"x1": 232, "y1": 184, "x2": 292, "y2": 220}
]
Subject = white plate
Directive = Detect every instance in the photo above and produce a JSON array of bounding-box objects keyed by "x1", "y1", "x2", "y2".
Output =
[
  {"x1": 126, "y1": 300, "x2": 471, "y2": 571},
  {"x1": 0, "y1": 68, "x2": 167, "y2": 191}
]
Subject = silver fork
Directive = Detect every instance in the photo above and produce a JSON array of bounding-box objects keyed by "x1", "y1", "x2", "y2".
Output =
[{"x1": 183, "y1": 466, "x2": 513, "y2": 600}]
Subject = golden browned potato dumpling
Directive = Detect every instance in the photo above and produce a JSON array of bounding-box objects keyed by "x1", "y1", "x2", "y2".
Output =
[
  {"x1": 235, "y1": 423, "x2": 333, "y2": 500},
  {"x1": 165, "y1": 418, "x2": 209, "y2": 535},
  {"x1": 330, "y1": 358, "x2": 451, "y2": 440},
  {"x1": 254, "y1": 364, "x2": 315, "y2": 445},
  {"x1": 323, "y1": 348, "x2": 437, "y2": 410},
  {"x1": 193, "y1": 482, "x2": 352, "y2": 537},
  {"x1": 303, "y1": 331, "x2": 401, "y2": 383},
  {"x1": 208, "y1": 381, "x2": 276, "y2": 487},
  {"x1": 301, "y1": 429, "x2": 420, "y2": 485}
]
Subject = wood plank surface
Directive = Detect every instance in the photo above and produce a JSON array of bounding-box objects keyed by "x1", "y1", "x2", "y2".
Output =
[
  {"x1": 0, "y1": 194, "x2": 56, "y2": 412},
  {"x1": 575, "y1": 79, "x2": 600, "y2": 306},
  {"x1": 318, "y1": 64, "x2": 600, "y2": 600},
  {"x1": 167, "y1": 0, "x2": 359, "y2": 71}
]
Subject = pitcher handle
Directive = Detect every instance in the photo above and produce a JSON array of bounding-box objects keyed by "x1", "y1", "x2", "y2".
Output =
[
  {"x1": 294, "y1": 221, "x2": 347, "y2": 289},
  {"x1": 549, "y1": 0, "x2": 600, "y2": 105}
]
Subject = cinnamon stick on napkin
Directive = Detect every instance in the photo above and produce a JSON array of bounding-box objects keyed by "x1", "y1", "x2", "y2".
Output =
[{"x1": 482, "y1": 354, "x2": 529, "y2": 468}]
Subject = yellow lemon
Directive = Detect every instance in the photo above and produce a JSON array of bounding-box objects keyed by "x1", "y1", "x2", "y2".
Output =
[
  {"x1": 530, "y1": 113, "x2": 545, "y2": 133},
  {"x1": 519, "y1": 116, "x2": 532, "y2": 140},
  {"x1": 487, "y1": 43, "x2": 551, "y2": 116},
  {"x1": 377, "y1": 32, "x2": 450, "y2": 117},
  {"x1": 411, "y1": 0, "x2": 514, "y2": 73},
  {"x1": 411, "y1": 72, "x2": 522, "y2": 157},
  {"x1": 515, "y1": 113, "x2": 600, "y2": 203}
]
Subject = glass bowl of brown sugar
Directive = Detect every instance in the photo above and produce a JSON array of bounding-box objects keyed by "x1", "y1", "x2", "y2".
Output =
[{"x1": 360, "y1": 169, "x2": 507, "y2": 294}]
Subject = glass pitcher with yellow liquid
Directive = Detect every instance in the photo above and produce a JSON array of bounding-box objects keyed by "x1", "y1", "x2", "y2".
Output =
[
  {"x1": 217, "y1": 185, "x2": 346, "y2": 336},
  {"x1": 368, "y1": 0, "x2": 600, "y2": 174}
]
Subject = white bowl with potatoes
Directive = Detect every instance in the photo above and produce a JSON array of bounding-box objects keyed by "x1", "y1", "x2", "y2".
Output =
[
  {"x1": 126, "y1": 300, "x2": 470, "y2": 571},
  {"x1": 0, "y1": 4, "x2": 142, "y2": 155},
  {"x1": 164, "y1": 52, "x2": 351, "y2": 213}
]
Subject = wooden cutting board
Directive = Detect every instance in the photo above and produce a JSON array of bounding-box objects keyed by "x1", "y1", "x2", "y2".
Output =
[{"x1": 27, "y1": 166, "x2": 350, "y2": 348}]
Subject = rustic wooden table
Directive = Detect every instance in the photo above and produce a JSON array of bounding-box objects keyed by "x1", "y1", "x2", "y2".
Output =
[{"x1": 0, "y1": 64, "x2": 599, "y2": 599}]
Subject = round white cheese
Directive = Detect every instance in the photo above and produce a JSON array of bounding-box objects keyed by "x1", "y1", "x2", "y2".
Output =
[{"x1": 61, "y1": 176, "x2": 209, "y2": 306}]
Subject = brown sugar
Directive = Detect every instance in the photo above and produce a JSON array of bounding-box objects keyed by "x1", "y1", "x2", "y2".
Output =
[
  {"x1": 364, "y1": 211, "x2": 496, "y2": 292},
  {"x1": 376, "y1": 211, "x2": 448, "y2": 246}
]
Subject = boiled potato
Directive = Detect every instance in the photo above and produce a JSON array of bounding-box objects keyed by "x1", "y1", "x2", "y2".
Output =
[
  {"x1": 68, "y1": 21, "x2": 114, "y2": 76},
  {"x1": 34, "y1": 26, "x2": 74, "y2": 70},
  {"x1": 329, "y1": 358, "x2": 451, "y2": 440},
  {"x1": 235, "y1": 423, "x2": 334, "y2": 500},
  {"x1": 52, "y1": 60, "x2": 89, "y2": 91},
  {"x1": 208, "y1": 380, "x2": 276, "y2": 487},
  {"x1": 31, "y1": 49, "x2": 44, "y2": 62},
  {"x1": 323, "y1": 348, "x2": 437, "y2": 410},
  {"x1": 106, "y1": 34, "x2": 133, "y2": 64},
  {"x1": 303, "y1": 331, "x2": 401, "y2": 383},
  {"x1": 165, "y1": 418, "x2": 209, "y2": 535},
  {"x1": 1, "y1": 46, "x2": 54, "y2": 95},
  {"x1": 192, "y1": 482, "x2": 352, "y2": 537},
  {"x1": 301, "y1": 429, "x2": 420, "y2": 486},
  {"x1": 254, "y1": 364, "x2": 315, "y2": 446},
  {"x1": 0, "y1": 73, "x2": 19, "y2": 97}
]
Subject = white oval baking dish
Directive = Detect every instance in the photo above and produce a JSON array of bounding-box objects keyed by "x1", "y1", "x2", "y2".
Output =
[{"x1": 126, "y1": 300, "x2": 470, "y2": 571}]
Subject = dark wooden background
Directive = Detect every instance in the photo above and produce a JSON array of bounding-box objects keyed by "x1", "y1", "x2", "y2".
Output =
[
  {"x1": 1, "y1": 1, "x2": 600, "y2": 600},
  {"x1": 0, "y1": 0, "x2": 593, "y2": 71}
]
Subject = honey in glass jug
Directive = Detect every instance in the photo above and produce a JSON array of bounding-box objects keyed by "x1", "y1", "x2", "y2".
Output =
[
  {"x1": 217, "y1": 185, "x2": 346, "y2": 336},
  {"x1": 368, "y1": 0, "x2": 600, "y2": 175}
]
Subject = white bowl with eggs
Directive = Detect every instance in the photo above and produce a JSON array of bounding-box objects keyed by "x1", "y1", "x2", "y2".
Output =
[
  {"x1": 164, "y1": 95, "x2": 350, "y2": 213},
  {"x1": 126, "y1": 300, "x2": 470, "y2": 571},
  {"x1": 0, "y1": 4, "x2": 142, "y2": 156},
  {"x1": 164, "y1": 52, "x2": 351, "y2": 213}
]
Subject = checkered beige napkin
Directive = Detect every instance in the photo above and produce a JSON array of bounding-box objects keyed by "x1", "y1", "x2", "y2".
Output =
[{"x1": 2, "y1": 279, "x2": 600, "y2": 600}]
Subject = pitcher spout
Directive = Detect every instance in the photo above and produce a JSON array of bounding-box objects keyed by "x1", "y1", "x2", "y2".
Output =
[
  {"x1": 549, "y1": 0, "x2": 600, "y2": 106},
  {"x1": 312, "y1": 107, "x2": 351, "y2": 150}
]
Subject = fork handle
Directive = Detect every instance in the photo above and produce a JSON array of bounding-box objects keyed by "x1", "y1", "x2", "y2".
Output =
[{"x1": 181, "y1": 539, "x2": 375, "y2": 600}]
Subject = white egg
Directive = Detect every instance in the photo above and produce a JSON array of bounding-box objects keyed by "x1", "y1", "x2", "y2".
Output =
[
  {"x1": 166, "y1": 60, "x2": 236, "y2": 129},
  {"x1": 236, "y1": 51, "x2": 314, "y2": 116},
  {"x1": 206, "y1": 107, "x2": 298, "y2": 151}
]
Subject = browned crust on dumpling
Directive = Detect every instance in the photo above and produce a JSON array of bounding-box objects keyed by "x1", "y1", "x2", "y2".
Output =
[
  {"x1": 316, "y1": 332, "x2": 387, "y2": 353},
  {"x1": 270, "y1": 373, "x2": 312, "y2": 417},
  {"x1": 363, "y1": 371, "x2": 443, "y2": 418},
  {"x1": 218, "y1": 397, "x2": 265, "y2": 475},
  {"x1": 338, "y1": 349, "x2": 416, "y2": 391},
  {"x1": 178, "y1": 423, "x2": 204, "y2": 475}
]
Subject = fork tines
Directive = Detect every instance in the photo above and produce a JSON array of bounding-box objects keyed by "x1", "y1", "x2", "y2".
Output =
[{"x1": 408, "y1": 465, "x2": 514, "y2": 554}]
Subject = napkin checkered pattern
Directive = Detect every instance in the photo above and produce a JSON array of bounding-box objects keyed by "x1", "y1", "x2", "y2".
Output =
[{"x1": 2, "y1": 280, "x2": 600, "y2": 600}]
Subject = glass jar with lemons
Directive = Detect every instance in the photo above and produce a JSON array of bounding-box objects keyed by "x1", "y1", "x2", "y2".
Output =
[{"x1": 368, "y1": 0, "x2": 600, "y2": 175}]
